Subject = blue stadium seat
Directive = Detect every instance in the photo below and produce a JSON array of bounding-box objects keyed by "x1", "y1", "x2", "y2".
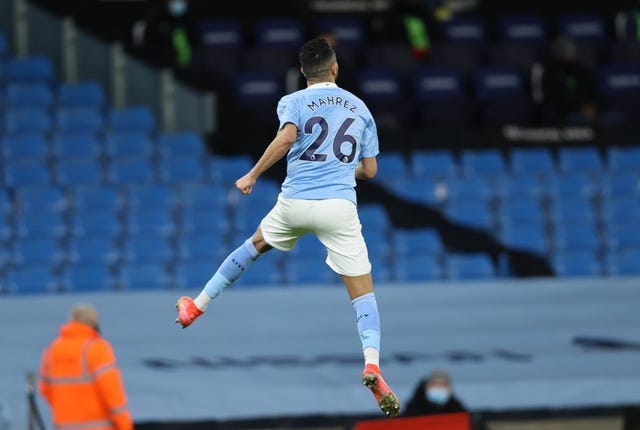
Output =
[
  {"x1": 16, "y1": 185, "x2": 67, "y2": 213},
  {"x1": 0, "y1": 217, "x2": 11, "y2": 241},
  {"x1": 12, "y1": 237, "x2": 65, "y2": 266},
  {"x1": 445, "y1": 175, "x2": 492, "y2": 202},
  {"x1": 474, "y1": 66, "x2": 533, "y2": 125},
  {"x1": 607, "y1": 146, "x2": 640, "y2": 171},
  {"x1": 557, "y1": 13, "x2": 606, "y2": 69},
  {"x1": 125, "y1": 209, "x2": 175, "y2": 237},
  {"x1": 549, "y1": 196, "x2": 594, "y2": 223},
  {"x1": 255, "y1": 17, "x2": 303, "y2": 48},
  {"x1": 441, "y1": 16, "x2": 487, "y2": 44},
  {"x1": 499, "y1": 224, "x2": 548, "y2": 255},
  {"x1": 7, "y1": 56, "x2": 55, "y2": 83},
  {"x1": 6, "y1": 265, "x2": 58, "y2": 293},
  {"x1": 289, "y1": 235, "x2": 327, "y2": 260},
  {"x1": 495, "y1": 173, "x2": 546, "y2": 201},
  {"x1": 209, "y1": 154, "x2": 255, "y2": 183},
  {"x1": 394, "y1": 254, "x2": 443, "y2": 281},
  {"x1": 597, "y1": 64, "x2": 640, "y2": 122},
  {"x1": 557, "y1": 146, "x2": 603, "y2": 172},
  {"x1": 159, "y1": 155, "x2": 205, "y2": 183},
  {"x1": 126, "y1": 184, "x2": 176, "y2": 211},
  {"x1": 497, "y1": 199, "x2": 544, "y2": 226},
  {"x1": 358, "y1": 204, "x2": 390, "y2": 229},
  {"x1": 548, "y1": 172, "x2": 600, "y2": 200},
  {"x1": 2, "y1": 133, "x2": 49, "y2": 161},
  {"x1": 105, "y1": 131, "x2": 153, "y2": 159},
  {"x1": 5, "y1": 107, "x2": 52, "y2": 135},
  {"x1": 233, "y1": 199, "x2": 275, "y2": 235},
  {"x1": 235, "y1": 253, "x2": 282, "y2": 287},
  {"x1": 446, "y1": 200, "x2": 494, "y2": 230},
  {"x1": 0, "y1": 30, "x2": 7, "y2": 57},
  {"x1": 356, "y1": 68, "x2": 409, "y2": 129},
  {"x1": 552, "y1": 250, "x2": 602, "y2": 277},
  {"x1": 197, "y1": 19, "x2": 243, "y2": 49},
  {"x1": 392, "y1": 228, "x2": 443, "y2": 256},
  {"x1": 364, "y1": 42, "x2": 419, "y2": 75},
  {"x1": 71, "y1": 210, "x2": 121, "y2": 237},
  {"x1": 158, "y1": 132, "x2": 205, "y2": 158},
  {"x1": 413, "y1": 67, "x2": 473, "y2": 127},
  {"x1": 606, "y1": 224, "x2": 640, "y2": 251},
  {"x1": 174, "y1": 259, "x2": 217, "y2": 289},
  {"x1": 56, "y1": 158, "x2": 103, "y2": 186},
  {"x1": 6, "y1": 82, "x2": 54, "y2": 108},
  {"x1": 509, "y1": 148, "x2": 555, "y2": 175},
  {"x1": 123, "y1": 235, "x2": 173, "y2": 263},
  {"x1": 245, "y1": 18, "x2": 300, "y2": 72},
  {"x1": 606, "y1": 248, "x2": 640, "y2": 276},
  {"x1": 601, "y1": 171, "x2": 640, "y2": 198},
  {"x1": 492, "y1": 15, "x2": 546, "y2": 69},
  {"x1": 176, "y1": 233, "x2": 228, "y2": 262},
  {"x1": 72, "y1": 185, "x2": 123, "y2": 211},
  {"x1": 314, "y1": 17, "x2": 366, "y2": 47},
  {"x1": 412, "y1": 150, "x2": 458, "y2": 178},
  {"x1": 233, "y1": 69, "x2": 284, "y2": 122},
  {"x1": 108, "y1": 106, "x2": 156, "y2": 133},
  {"x1": 178, "y1": 182, "x2": 230, "y2": 209},
  {"x1": 601, "y1": 197, "x2": 640, "y2": 225},
  {"x1": 16, "y1": 211, "x2": 65, "y2": 238},
  {"x1": 57, "y1": 81, "x2": 106, "y2": 108},
  {"x1": 382, "y1": 176, "x2": 440, "y2": 205},
  {"x1": 553, "y1": 222, "x2": 600, "y2": 252},
  {"x1": 52, "y1": 132, "x2": 102, "y2": 159},
  {"x1": 64, "y1": 263, "x2": 114, "y2": 291},
  {"x1": 68, "y1": 236, "x2": 120, "y2": 264},
  {"x1": 374, "y1": 152, "x2": 408, "y2": 180},
  {"x1": 5, "y1": 158, "x2": 51, "y2": 186},
  {"x1": 56, "y1": 107, "x2": 104, "y2": 134},
  {"x1": 120, "y1": 263, "x2": 171, "y2": 290},
  {"x1": 460, "y1": 149, "x2": 507, "y2": 177},
  {"x1": 557, "y1": 13, "x2": 605, "y2": 42},
  {"x1": 447, "y1": 253, "x2": 495, "y2": 279},
  {"x1": 107, "y1": 157, "x2": 155, "y2": 183},
  {"x1": 0, "y1": 190, "x2": 13, "y2": 217},
  {"x1": 284, "y1": 257, "x2": 337, "y2": 285},
  {"x1": 194, "y1": 19, "x2": 243, "y2": 81}
]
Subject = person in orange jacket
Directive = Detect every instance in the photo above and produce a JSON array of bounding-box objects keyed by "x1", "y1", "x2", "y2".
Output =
[{"x1": 40, "y1": 303, "x2": 133, "y2": 430}]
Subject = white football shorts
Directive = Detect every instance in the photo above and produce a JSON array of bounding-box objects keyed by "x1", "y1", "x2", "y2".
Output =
[{"x1": 259, "y1": 195, "x2": 372, "y2": 276}]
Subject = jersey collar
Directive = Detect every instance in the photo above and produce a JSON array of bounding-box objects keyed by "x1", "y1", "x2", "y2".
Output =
[{"x1": 307, "y1": 82, "x2": 338, "y2": 89}]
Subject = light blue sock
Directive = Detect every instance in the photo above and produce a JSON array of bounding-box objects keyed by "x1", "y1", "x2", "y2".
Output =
[
  {"x1": 203, "y1": 238, "x2": 261, "y2": 299},
  {"x1": 352, "y1": 292, "x2": 381, "y2": 353}
]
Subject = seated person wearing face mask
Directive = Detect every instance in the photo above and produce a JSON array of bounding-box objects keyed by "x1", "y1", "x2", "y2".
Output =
[{"x1": 404, "y1": 369, "x2": 467, "y2": 417}]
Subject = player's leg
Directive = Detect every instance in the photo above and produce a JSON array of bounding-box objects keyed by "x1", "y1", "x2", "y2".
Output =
[
  {"x1": 176, "y1": 227, "x2": 272, "y2": 327},
  {"x1": 314, "y1": 199, "x2": 399, "y2": 416},
  {"x1": 176, "y1": 196, "x2": 302, "y2": 328}
]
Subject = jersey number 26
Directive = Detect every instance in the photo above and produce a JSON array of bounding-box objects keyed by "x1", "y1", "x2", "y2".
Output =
[{"x1": 300, "y1": 116, "x2": 357, "y2": 164}]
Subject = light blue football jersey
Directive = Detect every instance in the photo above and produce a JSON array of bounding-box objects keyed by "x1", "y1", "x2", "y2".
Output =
[{"x1": 277, "y1": 82, "x2": 379, "y2": 204}]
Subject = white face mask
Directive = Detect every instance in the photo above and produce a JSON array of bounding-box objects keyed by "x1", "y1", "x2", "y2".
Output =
[
  {"x1": 426, "y1": 387, "x2": 451, "y2": 405},
  {"x1": 168, "y1": 0, "x2": 187, "y2": 16}
]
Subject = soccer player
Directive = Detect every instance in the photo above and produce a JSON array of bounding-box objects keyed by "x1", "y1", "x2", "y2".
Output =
[{"x1": 175, "y1": 37, "x2": 400, "y2": 417}]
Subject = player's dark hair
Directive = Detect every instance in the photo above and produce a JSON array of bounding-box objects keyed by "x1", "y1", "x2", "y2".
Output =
[{"x1": 299, "y1": 37, "x2": 336, "y2": 80}]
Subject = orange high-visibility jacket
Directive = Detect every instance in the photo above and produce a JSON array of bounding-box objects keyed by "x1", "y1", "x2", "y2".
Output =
[{"x1": 40, "y1": 322, "x2": 133, "y2": 430}]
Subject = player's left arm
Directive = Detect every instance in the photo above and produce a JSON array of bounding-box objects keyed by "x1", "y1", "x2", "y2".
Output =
[
  {"x1": 235, "y1": 123, "x2": 298, "y2": 195},
  {"x1": 355, "y1": 157, "x2": 377, "y2": 180}
]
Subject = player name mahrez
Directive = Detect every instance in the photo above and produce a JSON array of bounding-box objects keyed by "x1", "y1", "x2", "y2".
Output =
[{"x1": 307, "y1": 96, "x2": 358, "y2": 112}]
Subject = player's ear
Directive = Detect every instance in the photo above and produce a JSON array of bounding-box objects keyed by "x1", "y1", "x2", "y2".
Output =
[
  {"x1": 331, "y1": 62, "x2": 338, "y2": 77},
  {"x1": 300, "y1": 66, "x2": 306, "y2": 77}
]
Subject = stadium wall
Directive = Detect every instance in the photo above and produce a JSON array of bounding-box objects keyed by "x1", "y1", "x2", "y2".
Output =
[{"x1": 1, "y1": 277, "x2": 639, "y2": 429}]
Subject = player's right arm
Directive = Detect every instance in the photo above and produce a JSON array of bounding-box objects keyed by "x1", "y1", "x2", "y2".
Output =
[
  {"x1": 235, "y1": 123, "x2": 298, "y2": 195},
  {"x1": 355, "y1": 156, "x2": 377, "y2": 180}
]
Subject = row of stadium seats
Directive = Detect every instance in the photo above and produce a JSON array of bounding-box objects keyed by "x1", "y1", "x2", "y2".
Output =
[{"x1": 192, "y1": 13, "x2": 640, "y2": 72}]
